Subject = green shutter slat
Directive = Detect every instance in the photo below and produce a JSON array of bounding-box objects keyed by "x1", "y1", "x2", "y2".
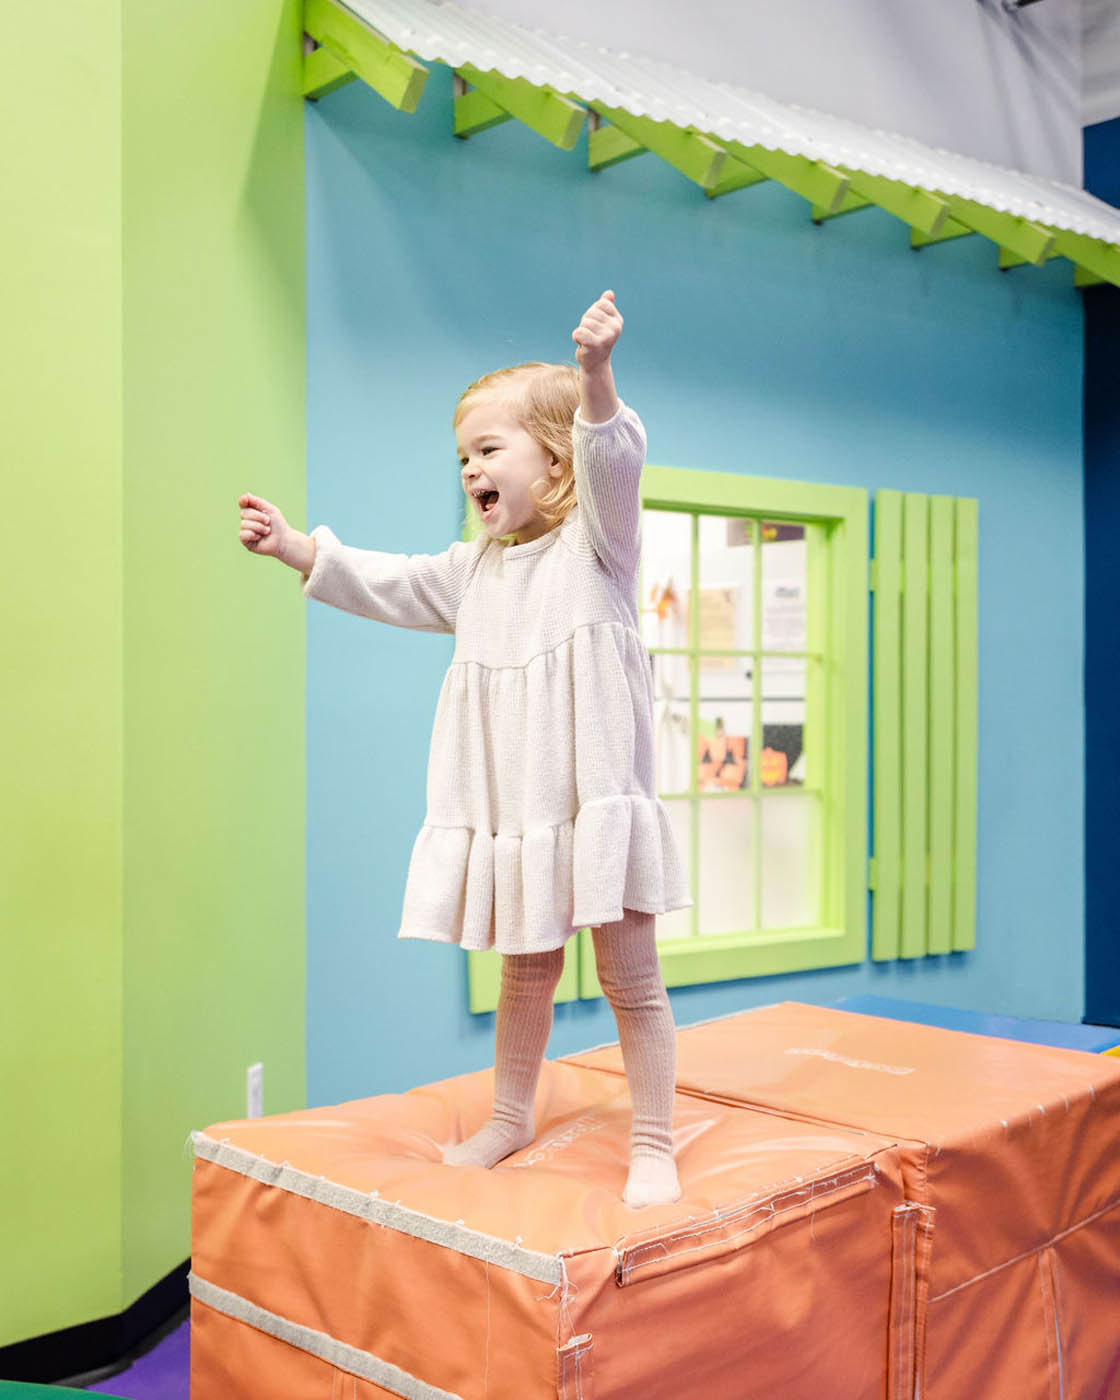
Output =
[
  {"x1": 873, "y1": 489, "x2": 978, "y2": 965},
  {"x1": 871, "y1": 491, "x2": 902, "y2": 960},
  {"x1": 900, "y1": 494, "x2": 930, "y2": 958},
  {"x1": 953, "y1": 499, "x2": 979, "y2": 950},
  {"x1": 926, "y1": 497, "x2": 955, "y2": 954}
]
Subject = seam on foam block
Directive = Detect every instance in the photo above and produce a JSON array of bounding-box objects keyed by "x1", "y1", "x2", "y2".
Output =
[
  {"x1": 190, "y1": 1273, "x2": 462, "y2": 1399},
  {"x1": 192, "y1": 1132, "x2": 564, "y2": 1286},
  {"x1": 557, "y1": 1331, "x2": 594, "y2": 1399},
  {"x1": 928, "y1": 1190, "x2": 1120, "y2": 1305},
  {"x1": 617, "y1": 1151, "x2": 871, "y2": 1251},
  {"x1": 617, "y1": 1159, "x2": 879, "y2": 1285}
]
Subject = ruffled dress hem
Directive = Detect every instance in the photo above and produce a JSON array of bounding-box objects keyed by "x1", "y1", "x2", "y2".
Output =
[{"x1": 396, "y1": 794, "x2": 693, "y2": 956}]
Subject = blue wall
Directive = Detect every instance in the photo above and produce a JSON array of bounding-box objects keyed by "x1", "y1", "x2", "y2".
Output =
[{"x1": 304, "y1": 70, "x2": 1085, "y2": 1107}]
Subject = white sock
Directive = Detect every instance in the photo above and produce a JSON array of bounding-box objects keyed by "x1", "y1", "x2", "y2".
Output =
[
  {"x1": 443, "y1": 947, "x2": 564, "y2": 1168},
  {"x1": 592, "y1": 911, "x2": 681, "y2": 1209}
]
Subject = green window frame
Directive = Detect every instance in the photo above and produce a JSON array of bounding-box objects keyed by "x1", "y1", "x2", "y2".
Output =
[
  {"x1": 580, "y1": 465, "x2": 868, "y2": 992},
  {"x1": 467, "y1": 464, "x2": 868, "y2": 1011}
]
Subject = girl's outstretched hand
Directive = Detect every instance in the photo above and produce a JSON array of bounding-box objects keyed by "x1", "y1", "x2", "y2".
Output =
[
  {"x1": 240, "y1": 493, "x2": 317, "y2": 573},
  {"x1": 238, "y1": 492, "x2": 294, "y2": 562},
  {"x1": 572, "y1": 289, "x2": 623, "y2": 371}
]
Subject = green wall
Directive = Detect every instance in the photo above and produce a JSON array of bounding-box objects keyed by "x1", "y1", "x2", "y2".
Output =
[
  {"x1": 1, "y1": 0, "x2": 125, "y2": 1345},
  {"x1": 1, "y1": 0, "x2": 306, "y2": 1347}
]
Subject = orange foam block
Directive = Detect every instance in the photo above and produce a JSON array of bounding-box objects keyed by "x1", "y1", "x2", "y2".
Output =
[{"x1": 190, "y1": 1002, "x2": 1120, "y2": 1399}]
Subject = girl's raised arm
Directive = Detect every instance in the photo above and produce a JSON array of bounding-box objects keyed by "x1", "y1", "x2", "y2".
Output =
[
  {"x1": 570, "y1": 291, "x2": 646, "y2": 581},
  {"x1": 571, "y1": 290, "x2": 622, "y2": 423}
]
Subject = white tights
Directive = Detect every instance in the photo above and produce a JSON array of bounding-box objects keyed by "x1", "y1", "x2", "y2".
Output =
[{"x1": 443, "y1": 909, "x2": 680, "y2": 1208}]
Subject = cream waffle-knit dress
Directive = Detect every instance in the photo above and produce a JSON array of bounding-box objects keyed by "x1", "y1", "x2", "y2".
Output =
[{"x1": 300, "y1": 400, "x2": 692, "y2": 954}]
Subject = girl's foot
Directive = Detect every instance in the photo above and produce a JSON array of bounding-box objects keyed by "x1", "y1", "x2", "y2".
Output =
[
  {"x1": 623, "y1": 1150, "x2": 681, "y2": 1209},
  {"x1": 443, "y1": 1117, "x2": 534, "y2": 1168}
]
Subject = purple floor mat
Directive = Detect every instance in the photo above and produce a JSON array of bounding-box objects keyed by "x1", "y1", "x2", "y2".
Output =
[{"x1": 85, "y1": 1320, "x2": 189, "y2": 1399}]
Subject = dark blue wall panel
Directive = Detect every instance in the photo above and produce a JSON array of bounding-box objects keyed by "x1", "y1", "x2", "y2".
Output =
[{"x1": 1084, "y1": 116, "x2": 1120, "y2": 1026}]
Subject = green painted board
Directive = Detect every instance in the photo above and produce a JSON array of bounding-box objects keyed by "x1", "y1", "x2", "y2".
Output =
[
  {"x1": 900, "y1": 494, "x2": 930, "y2": 958},
  {"x1": 300, "y1": 30, "x2": 1120, "y2": 292},
  {"x1": 454, "y1": 84, "x2": 513, "y2": 138},
  {"x1": 841, "y1": 169, "x2": 950, "y2": 237},
  {"x1": 590, "y1": 105, "x2": 726, "y2": 189},
  {"x1": 304, "y1": 0, "x2": 427, "y2": 113},
  {"x1": 705, "y1": 160, "x2": 767, "y2": 199},
  {"x1": 587, "y1": 120, "x2": 645, "y2": 171},
  {"x1": 871, "y1": 491, "x2": 902, "y2": 960},
  {"x1": 303, "y1": 42, "x2": 358, "y2": 100},
  {"x1": 910, "y1": 218, "x2": 975, "y2": 248},
  {"x1": 720, "y1": 140, "x2": 850, "y2": 213},
  {"x1": 458, "y1": 65, "x2": 584, "y2": 150},
  {"x1": 872, "y1": 490, "x2": 978, "y2": 963},
  {"x1": 941, "y1": 195, "x2": 1054, "y2": 266},
  {"x1": 926, "y1": 496, "x2": 955, "y2": 955},
  {"x1": 953, "y1": 499, "x2": 979, "y2": 951}
]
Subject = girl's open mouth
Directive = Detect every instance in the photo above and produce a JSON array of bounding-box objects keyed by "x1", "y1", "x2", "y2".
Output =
[{"x1": 477, "y1": 489, "x2": 499, "y2": 520}]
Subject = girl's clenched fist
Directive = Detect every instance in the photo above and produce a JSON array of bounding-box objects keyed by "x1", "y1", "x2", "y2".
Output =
[{"x1": 571, "y1": 290, "x2": 623, "y2": 371}]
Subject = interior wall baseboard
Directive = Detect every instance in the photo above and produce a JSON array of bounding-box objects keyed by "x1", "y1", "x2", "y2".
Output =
[{"x1": 0, "y1": 1259, "x2": 189, "y2": 1385}]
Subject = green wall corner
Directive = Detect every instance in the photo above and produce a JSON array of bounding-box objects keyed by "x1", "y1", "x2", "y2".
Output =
[
  {"x1": 1, "y1": 0, "x2": 125, "y2": 1349},
  {"x1": 1, "y1": 0, "x2": 307, "y2": 1348}
]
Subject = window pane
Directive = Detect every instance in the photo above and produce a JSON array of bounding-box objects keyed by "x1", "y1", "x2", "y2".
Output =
[
  {"x1": 698, "y1": 514, "x2": 754, "y2": 654},
  {"x1": 652, "y1": 651, "x2": 691, "y2": 796},
  {"x1": 761, "y1": 656, "x2": 809, "y2": 788},
  {"x1": 761, "y1": 521, "x2": 809, "y2": 653},
  {"x1": 656, "y1": 797, "x2": 694, "y2": 942},
  {"x1": 761, "y1": 793, "x2": 820, "y2": 929},
  {"x1": 699, "y1": 796, "x2": 754, "y2": 936},
  {"x1": 641, "y1": 510, "x2": 691, "y2": 651},
  {"x1": 698, "y1": 663, "x2": 752, "y2": 792}
]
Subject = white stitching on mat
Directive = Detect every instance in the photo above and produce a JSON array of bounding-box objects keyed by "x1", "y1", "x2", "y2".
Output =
[
  {"x1": 189, "y1": 1272, "x2": 462, "y2": 1400},
  {"x1": 618, "y1": 1161, "x2": 877, "y2": 1284},
  {"x1": 558, "y1": 1333, "x2": 593, "y2": 1400},
  {"x1": 622, "y1": 1160, "x2": 875, "y2": 1264},
  {"x1": 890, "y1": 1207, "x2": 916, "y2": 1400},
  {"x1": 191, "y1": 1132, "x2": 563, "y2": 1286},
  {"x1": 617, "y1": 1152, "x2": 868, "y2": 1252}
]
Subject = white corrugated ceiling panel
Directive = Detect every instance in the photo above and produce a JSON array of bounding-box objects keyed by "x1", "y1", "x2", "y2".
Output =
[{"x1": 338, "y1": 0, "x2": 1120, "y2": 246}]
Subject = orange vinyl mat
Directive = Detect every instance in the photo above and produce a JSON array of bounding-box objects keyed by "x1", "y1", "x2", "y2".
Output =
[{"x1": 190, "y1": 1002, "x2": 1120, "y2": 1399}]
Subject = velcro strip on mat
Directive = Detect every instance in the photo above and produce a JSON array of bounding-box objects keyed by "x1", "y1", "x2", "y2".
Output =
[
  {"x1": 192, "y1": 1131, "x2": 563, "y2": 1285},
  {"x1": 190, "y1": 1273, "x2": 463, "y2": 1400}
]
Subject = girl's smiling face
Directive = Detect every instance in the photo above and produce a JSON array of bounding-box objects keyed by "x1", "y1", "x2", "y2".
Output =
[{"x1": 457, "y1": 398, "x2": 563, "y2": 544}]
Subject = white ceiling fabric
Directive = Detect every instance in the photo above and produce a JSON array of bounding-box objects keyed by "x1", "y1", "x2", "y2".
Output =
[{"x1": 339, "y1": 0, "x2": 1120, "y2": 245}]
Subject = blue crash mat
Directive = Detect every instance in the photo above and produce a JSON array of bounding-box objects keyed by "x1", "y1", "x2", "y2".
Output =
[{"x1": 832, "y1": 994, "x2": 1120, "y2": 1053}]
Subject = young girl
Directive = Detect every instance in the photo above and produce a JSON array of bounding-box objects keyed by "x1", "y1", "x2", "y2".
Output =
[{"x1": 237, "y1": 291, "x2": 692, "y2": 1208}]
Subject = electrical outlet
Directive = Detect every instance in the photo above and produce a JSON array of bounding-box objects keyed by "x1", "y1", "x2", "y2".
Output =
[{"x1": 247, "y1": 1062, "x2": 263, "y2": 1118}]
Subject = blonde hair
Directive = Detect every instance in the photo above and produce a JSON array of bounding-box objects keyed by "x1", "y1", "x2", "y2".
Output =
[{"x1": 454, "y1": 362, "x2": 580, "y2": 541}]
